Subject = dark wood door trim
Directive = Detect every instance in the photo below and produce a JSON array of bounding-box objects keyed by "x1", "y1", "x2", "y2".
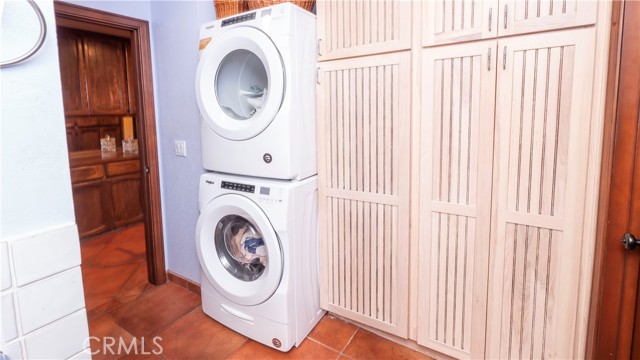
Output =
[
  {"x1": 588, "y1": 0, "x2": 640, "y2": 357},
  {"x1": 54, "y1": 1, "x2": 166, "y2": 285}
]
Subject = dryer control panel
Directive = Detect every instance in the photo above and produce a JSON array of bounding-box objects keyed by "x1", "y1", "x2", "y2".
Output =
[
  {"x1": 221, "y1": 181, "x2": 255, "y2": 193},
  {"x1": 221, "y1": 12, "x2": 256, "y2": 27}
]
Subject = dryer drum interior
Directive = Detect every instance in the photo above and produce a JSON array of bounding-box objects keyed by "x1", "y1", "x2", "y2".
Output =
[
  {"x1": 215, "y1": 49, "x2": 269, "y2": 120},
  {"x1": 215, "y1": 214, "x2": 268, "y2": 282}
]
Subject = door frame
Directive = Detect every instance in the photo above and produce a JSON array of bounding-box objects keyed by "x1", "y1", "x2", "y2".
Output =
[
  {"x1": 54, "y1": 1, "x2": 166, "y2": 285},
  {"x1": 587, "y1": 0, "x2": 635, "y2": 357}
]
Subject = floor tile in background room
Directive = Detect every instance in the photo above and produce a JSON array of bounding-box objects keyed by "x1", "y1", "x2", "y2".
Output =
[{"x1": 80, "y1": 226, "x2": 433, "y2": 360}]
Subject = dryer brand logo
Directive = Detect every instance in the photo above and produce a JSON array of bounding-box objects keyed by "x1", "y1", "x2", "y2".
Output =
[
  {"x1": 263, "y1": 153, "x2": 273, "y2": 164},
  {"x1": 205, "y1": 24, "x2": 215, "y2": 29},
  {"x1": 205, "y1": 180, "x2": 215, "y2": 185}
]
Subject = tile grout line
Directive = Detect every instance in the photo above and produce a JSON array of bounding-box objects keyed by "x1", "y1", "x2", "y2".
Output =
[{"x1": 338, "y1": 328, "x2": 360, "y2": 359}]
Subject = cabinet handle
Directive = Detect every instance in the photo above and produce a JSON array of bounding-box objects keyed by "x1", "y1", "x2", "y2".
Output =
[
  {"x1": 316, "y1": 67, "x2": 321, "y2": 84},
  {"x1": 503, "y1": 4, "x2": 508, "y2": 29},
  {"x1": 502, "y1": 46, "x2": 507, "y2": 70},
  {"x1": 488, "y1": 8, "x2": 493, "y2": 32},
  {"x1": 317, "y1": 39, "x2": 322, "y2": 56},
  {"x1": 487, "y1": 48, "x2": 491, "y2": 71}
]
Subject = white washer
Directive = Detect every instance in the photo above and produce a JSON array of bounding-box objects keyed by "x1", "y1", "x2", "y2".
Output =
[
  {"x1": 196, "y1": 4, "x2": 317, "y2": 180},
  {"x1": 195, "y1": 172, "x2": 324, "y2": 351}
]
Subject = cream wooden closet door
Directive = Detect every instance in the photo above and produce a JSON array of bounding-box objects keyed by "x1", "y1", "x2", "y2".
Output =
[
  {"x1": 418, "y1": 41, "x2": 496, "y2": 359},
  {"x1": 317, "y1": 52, "x2": 411, "y2": 337},
  {"x1": 487, "y1": 28, "x2": 596, "y2": 359},
  {"x1": 422, "y1": 0, "x2": 497, "y2": 47},
  {"x1": 498, "y1": 0, "x2": 596, "y2": 36},
  {"x1": 317, "y1": 0, "x2": 411, "y2": 61}
]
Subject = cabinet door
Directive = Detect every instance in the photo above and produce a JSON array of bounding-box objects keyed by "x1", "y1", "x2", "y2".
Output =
[
  {"x1": 317, "y1": 0, "x2": 411, "y2": 61},
  {"x1": 107, "y1": 174, "x2": 143, "y2": 228},
  {"x1": 487, "y1": 28, "x2": 595, "y2": 359},
  {"x1": 57, "y1": 28, "x2": 90, "y2": 116},
  {"x1": 317, "y1": 52, "x2": 411, "y2": 337},
  {"x1": 83, "y1": 35, "x2": 129, "y2": 115},
  {"x1": 418, "y1": 41, "x2": 496, "y2": 359},
  {"x1": 72, "y1": 180, "x2": 109, "y2": 238},
  {"x1": 423, "y1": 0, "x2": 497, "y2": 47},
  {"x1": 498, "y1": 0, "x2": 596, "y2": 37}
]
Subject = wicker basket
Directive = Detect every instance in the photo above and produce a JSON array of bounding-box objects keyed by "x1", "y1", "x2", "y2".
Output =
[
  {"x1": 214, "y1": 0, "x2": 249, "y2": 19},
  {"x1": 246, "y1": 0, "x2": 315, "y2": 13}
]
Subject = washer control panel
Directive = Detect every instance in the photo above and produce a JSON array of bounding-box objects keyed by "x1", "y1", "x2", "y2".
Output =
[
  {"x1": 221, "y1": 181, "x2": 255, "y2": 193},
  {"x1": 221, "y1": 12, "x2": 256, "y2": 27},
  {"x1": 258, "y1": 186, "x2": 283, "y2": 204}
]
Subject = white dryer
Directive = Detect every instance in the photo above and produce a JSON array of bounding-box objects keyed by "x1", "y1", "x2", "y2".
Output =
[
  {"x1": 195, "y1": 172, "x2": 324, "y2": 351},
  {"x1": 196, "y1": 4, "x2": 317, "y2": 180}
]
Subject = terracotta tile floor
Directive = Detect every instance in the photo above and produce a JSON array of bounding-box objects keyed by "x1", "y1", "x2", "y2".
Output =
[{"x1": 81, "y1": 224, "x2": 431, "y2": 360}]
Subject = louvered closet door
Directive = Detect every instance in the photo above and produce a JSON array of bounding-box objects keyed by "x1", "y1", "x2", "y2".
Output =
[
  {"x1": 418, "y1": 41, "x2": 496, "y2": 359},
  {"x1": 486, "y1": 28, "x2": 595, "y2": 359},
  {"x1": 317, "y1": 0, "x2": 411, "y2": 61},
  {"x1": 317, "y1": 52, "x2": 411, "y2": 337},
  {"x1": 498, "y1": 0, "x2": 596, "y2": 37},
  {"x1": 423, "y1": 0, "x2": 497, "y2": 47}
]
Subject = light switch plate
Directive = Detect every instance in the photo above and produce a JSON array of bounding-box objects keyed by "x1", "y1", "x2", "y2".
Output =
[{"x1": 175, "y1": 140, "x2": 187, "y2": 157}]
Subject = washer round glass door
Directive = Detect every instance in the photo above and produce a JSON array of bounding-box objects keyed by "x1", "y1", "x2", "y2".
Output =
[
  {"x1": 195, "y1": 26, "x2": 285, "y2": 141},
  {"x1": 196, "y1": 194, "x2": 283, "y2": 306}
]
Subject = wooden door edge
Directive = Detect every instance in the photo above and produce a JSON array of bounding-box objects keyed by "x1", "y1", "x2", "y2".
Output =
[
  {"x1": 585, "y1": 1, "x2": 625, "y2": 358},
  {"x1": 54, "y1": 1, "x2": 166, "y2": 285}
]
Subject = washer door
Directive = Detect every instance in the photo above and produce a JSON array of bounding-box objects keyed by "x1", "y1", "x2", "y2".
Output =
[
  {"x1": 195, "y1": 26, "x2": 285, "y2": 141},
  {"x1": 196, "y1": 194, "x2": 283, "y2": 306}
]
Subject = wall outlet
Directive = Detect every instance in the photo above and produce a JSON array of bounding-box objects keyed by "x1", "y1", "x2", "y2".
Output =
[{"x1": 174, "y1": 140, "x2": 187, "y2": 157}]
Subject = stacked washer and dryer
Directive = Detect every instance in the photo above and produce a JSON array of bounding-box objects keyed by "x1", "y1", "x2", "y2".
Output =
[{"x1": 194, "y1": 3, "x2": 324, "y2": 352}]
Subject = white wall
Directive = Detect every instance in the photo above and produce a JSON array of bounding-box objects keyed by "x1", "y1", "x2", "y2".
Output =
[
  {"x1": 149, "y1": 1, "x2": 213, "y2": 282},
  {"x1": 1, "y1": 1, "x2": 89, "y2": 358},
  {"x1": 1, "y1": 0, "x2": 75, "y2": 237}
]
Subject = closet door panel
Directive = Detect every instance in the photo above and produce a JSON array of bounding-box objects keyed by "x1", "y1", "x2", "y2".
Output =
[
  {"x1": 418, "y1": 41, "x2": 496, "y2": 359},
  {"x1": 317, "y1": 52, "x2": 411, "y2": 337},
  {"x1": 423, "y1": 0, "x2": 498, "y2": 47},
  {"x1": 317, "y1": 0, "x2": 411, "y2": 61},
  {"x1": 498, "y1": 0, "x2": 597, "y2": 37},
  {"x1": 487, "y1": 28, "x2": 595, "y2": 359}
]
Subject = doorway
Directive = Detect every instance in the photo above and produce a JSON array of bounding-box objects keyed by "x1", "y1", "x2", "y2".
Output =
[
  {"x1": 54, "y1": 1, "x2": 165, "y2": 285},
  {"x1": 589, "y1": 0, "x2": 640, "y2": 357}
]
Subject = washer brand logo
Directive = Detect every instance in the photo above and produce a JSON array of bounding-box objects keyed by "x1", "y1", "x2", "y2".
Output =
[
  {"x1": 263, "y1": 153, "x2": 272, "y2": 163},
  {"x1": 272, "y1": 338, "x2": 282, "y2": 348},
  {"x1": 206, "y1": 180, "x2": 215, "y2": 185}
]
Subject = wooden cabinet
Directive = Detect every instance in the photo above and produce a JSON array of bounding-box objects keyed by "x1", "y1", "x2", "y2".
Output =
[
  {"x1": 83, "y1": 35, "x2": 129, "y2": 115},
  {"x1": 317, "y1": 51, "x2": 412, "y2": 337},
  {"x1": 57, "y1": 28, "x2": 131, "y2": 116},
  {"x1": 418, "y1": 40, "x2": 497, "y2": 359},
  {"x1": 72, "y1": 179, "x2": 109, "y2": 238},
  {"x1": 423, "y1": 0, "x2": 498, "y2": 47},
  {"x1": 57, "y1": 28, "x2": 90, "y2": 116},
  {"x1": 317, "y1": 0, "x2": 411, "y2": 61},
  {"x1": 70, "y1": 152, "x2": 143, "y2": 239},
  {"x1": 66, "y1": 116, "x2": 123, "y2": 152},
  {"x1": 486, "y1": 28, "x2": 596, "y2": 359},
  {"x1": 422, "y1": 0, "x2": 597, "y2": 47}
]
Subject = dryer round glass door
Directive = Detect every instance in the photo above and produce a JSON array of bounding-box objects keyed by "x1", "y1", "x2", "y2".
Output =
[
  {"x1": 196, "y1": 26, "x2": 285, "y2": 141},
  {"x1": 196, "y1": 194, "x2": 283, "y2": 306}
]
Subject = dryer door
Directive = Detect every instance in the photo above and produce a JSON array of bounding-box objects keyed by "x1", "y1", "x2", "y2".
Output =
[
  {"x1": 196, "y1": 194, "x2": 283, "y2": 306},
  {"x1": 195, "y1": 26, "x2": 285, "y2": 141}
]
